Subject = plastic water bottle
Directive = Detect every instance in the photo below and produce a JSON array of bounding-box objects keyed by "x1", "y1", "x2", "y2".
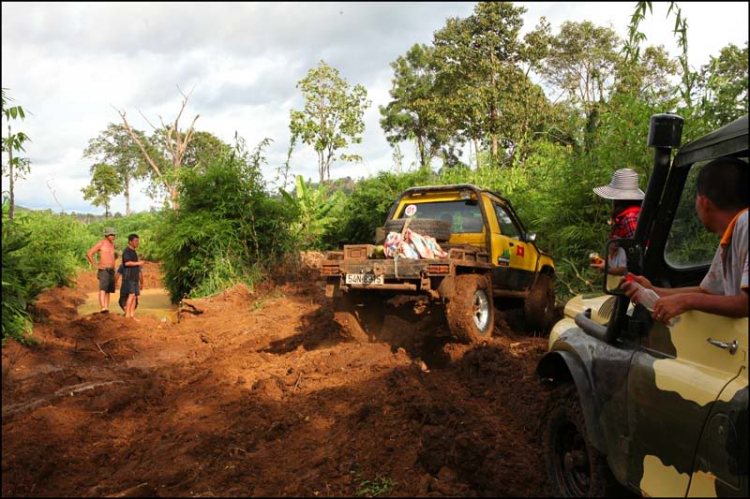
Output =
[{"x1": 624, "y1": 274, "x2": 680, "y2": 327}]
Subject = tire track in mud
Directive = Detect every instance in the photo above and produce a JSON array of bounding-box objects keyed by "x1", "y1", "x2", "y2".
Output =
[{"x1": 2, "y1": 267, "x2": 553, "y2": 497}]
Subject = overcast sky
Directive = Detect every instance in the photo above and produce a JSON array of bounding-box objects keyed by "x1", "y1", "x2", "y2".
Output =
[{"x1": 2, "y1": 2, "x2": 748, "y2": 214}]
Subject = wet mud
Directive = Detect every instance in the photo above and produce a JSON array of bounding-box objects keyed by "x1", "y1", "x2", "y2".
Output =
[{"x1": 2, "y1": 263, "x2": 553, "y2": 497}]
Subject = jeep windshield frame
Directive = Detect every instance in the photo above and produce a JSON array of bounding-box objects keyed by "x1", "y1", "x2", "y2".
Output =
[{"x1": 643, "y1": 115, "x2": 749, "y2": 287}]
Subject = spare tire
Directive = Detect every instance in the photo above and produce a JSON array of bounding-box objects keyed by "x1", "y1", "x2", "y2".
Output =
[{"x1": 383, "y1": 219, "x2": 452, "y2": 242}]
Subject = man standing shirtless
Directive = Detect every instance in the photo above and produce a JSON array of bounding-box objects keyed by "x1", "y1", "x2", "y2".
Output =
[{"x1": 86, "y1": 227, "x2": 117, "y2": 313}]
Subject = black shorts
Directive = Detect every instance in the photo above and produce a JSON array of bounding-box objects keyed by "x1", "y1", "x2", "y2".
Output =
[
  {"x1": 97, "y1": 269, "x2": 115, "y2": 293},
  {"x1": 122, "y1": 279, "x2": 141, "y2": 296}
]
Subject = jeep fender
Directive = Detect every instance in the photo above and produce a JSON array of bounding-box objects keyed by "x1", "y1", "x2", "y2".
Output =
[{"x1": 537, "y1": 350, "x2": 607, "y2": 453}]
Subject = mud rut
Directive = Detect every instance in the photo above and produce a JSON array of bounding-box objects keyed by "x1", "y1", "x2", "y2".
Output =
[{"x1": 2, "y1": 264, "x2": 554, "y2": 497}]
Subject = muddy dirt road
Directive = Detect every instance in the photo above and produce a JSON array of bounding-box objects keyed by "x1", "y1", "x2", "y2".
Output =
[{"x1": 2, "y1": 264, "x2": 553, "y2": 497}]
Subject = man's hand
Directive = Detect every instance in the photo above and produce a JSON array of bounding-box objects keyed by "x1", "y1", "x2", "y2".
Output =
[
  {"x1": 652, "y1": 295, "x2": 693, "y2": 324},
  {"x1": 590, "y1": 261, "x2": 605, "y2": 272},
  {"x1": 621, "y1": 274, "x2": 653, "y2": 301}
]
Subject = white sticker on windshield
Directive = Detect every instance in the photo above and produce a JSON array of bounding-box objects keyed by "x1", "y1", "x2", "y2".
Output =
[{"x1": 405, "y1": 204, "x2": 417, "y2": 217}]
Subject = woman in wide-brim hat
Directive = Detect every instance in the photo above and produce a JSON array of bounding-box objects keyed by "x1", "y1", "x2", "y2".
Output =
[
  {"x1": 594, "y1": 168, "x2": 644, "y2": 240},
  {"x1": 591, "y1": 168, "x2": 644, "y2": 278}
]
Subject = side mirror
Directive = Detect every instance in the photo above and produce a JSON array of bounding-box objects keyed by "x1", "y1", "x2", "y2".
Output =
[
  {"x1": 522, "y1": 232, "x2": 537, "y2": 243},
  {"x1": 603, "y1": 238, "x2": 645, "y2": 295}
]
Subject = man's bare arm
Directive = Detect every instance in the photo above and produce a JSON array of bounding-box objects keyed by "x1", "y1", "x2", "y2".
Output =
[
  {"x1": 653, "y1": 285, "x2": 704, "y2": 297},
  {"x1": 653, "y1": 291, "x2": 749, "y2": 322},
  {"x1": 86, "y1": 241, "x2": 101, "y2": 267}
]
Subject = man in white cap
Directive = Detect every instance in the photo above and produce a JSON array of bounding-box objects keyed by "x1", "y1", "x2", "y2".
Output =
[
  {"x1": 590, "y1": 168, "x2": 644, "y2": 277},
  {"x1": 86, "y1": 227, "x2": 118, "y2": 313}
]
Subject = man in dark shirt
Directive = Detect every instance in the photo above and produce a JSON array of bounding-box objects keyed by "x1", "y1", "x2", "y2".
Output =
[
  {"x1": 115, "y1": 263, "x2": 139, "y2": 312},
  {"x1": 122, "y1": 233, "x2": 145, "y2": 319}
]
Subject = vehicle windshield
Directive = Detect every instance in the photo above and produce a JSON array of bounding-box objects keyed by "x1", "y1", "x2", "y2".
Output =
[
  {"x1": 397, "y1": 200, "x2": 484, "y2": 233},
  {"x1": 665, "y1": 162, "x2": 721, "y2": 268}
]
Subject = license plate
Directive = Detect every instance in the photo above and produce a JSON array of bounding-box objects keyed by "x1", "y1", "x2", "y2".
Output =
[{"x1": 345, "y1": 273, "x2": 384, "y2": 285}]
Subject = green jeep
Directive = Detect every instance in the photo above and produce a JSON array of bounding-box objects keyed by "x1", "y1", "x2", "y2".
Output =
[{"x1": 537, "y1": 114, "x2": 748, "y2": 497}]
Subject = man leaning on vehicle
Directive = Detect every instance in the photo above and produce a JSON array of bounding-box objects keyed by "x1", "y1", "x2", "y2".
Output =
[{"x1": 623, "y1": 157, "x2": 749, "y2": 323}]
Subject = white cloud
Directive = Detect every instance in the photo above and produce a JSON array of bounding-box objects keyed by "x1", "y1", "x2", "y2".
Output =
[{"x1": 2, "y1": 1, "x2": 747, "y2": 214}]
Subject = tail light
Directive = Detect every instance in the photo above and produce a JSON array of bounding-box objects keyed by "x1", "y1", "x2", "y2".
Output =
[
  {"x1": 321, "y1": 265, "x2": 340, "y2": 276},
  {"x1": 427, "y1": 264, "x2": 449, "y2": 274}
]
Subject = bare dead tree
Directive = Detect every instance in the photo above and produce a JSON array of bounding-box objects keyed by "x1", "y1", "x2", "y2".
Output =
[{"x1": 114, "y1": 85, "x2": 199, "y2": 209}]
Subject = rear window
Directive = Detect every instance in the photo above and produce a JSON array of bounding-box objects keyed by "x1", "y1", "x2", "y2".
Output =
[{"x1": 397, "y1": 200, "x2": 484, "y2": 233}]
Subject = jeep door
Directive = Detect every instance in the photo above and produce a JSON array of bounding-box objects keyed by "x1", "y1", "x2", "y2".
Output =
[{"x1": 626, "y1": 312, "x2": 747, "y2": 497}]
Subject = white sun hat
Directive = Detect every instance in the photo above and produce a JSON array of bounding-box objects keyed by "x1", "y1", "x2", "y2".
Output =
[{"x1": 593, "y1": 168, "x2": 645, "y2": 200}]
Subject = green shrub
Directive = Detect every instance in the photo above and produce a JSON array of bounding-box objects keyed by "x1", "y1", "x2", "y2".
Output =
[
  {"x1": 327, "y1": 168, "x2": 435, "y2": 247},
  {"x1": 2, "y1": 219, "x2": 39, "y2": 343},
  {"x1": 155, "y1": 139, "x2": 294, "y2": 301},
  {"x1": 15, "y1": 209, "x2": 97, "y2": 289}
]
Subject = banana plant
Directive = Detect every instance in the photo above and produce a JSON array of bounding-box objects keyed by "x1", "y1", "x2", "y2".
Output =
[{"x1": 281, "y1": 174, "x2": 344, "y2": 249}]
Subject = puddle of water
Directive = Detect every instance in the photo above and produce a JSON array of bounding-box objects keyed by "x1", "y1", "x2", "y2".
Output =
[{"x1": 78, "y1": 288, "x2": 178, "y2": 322}]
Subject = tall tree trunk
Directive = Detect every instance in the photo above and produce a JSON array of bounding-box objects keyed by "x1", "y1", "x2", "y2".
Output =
[
  {"x1": 584, "y1": 104, "x2": 600, "y2": 154},
  {"x1": 417, "y1": 135, "x2": 427, "y2": 171},
  {"x1": 491, "y1": 104, "x2": 499, "y2": 166},
  {"x1": 8, "y1": 124, "x2": 14, "y2": 220},
  {"x1": 124, "y1": 178, "x2": 131, "y2": 216},
  {"x1": 473, "y1": 139, "x2": 480, "y2": 169},
  {"x1": 170, "y1": 186, "x2": 180, "y2": 210},
  {"x1": 318, "y1": 152, "x2": 325, "y2": 184}
]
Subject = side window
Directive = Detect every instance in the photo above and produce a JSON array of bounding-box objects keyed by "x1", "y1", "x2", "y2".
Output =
[
  {"x1": 494, "y1": 204, "x2": 521, "y2": 239},
  {"x1": 665, "y1": 162, "x2": 720, "y2": 268}
]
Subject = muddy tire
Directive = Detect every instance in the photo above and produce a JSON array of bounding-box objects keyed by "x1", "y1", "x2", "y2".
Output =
[
  {"x1": 524, "y1": 274, "x2": 556, "y2": 331},
  {"x1": 383, "y1": 219, "x2": 451, "y2": 242},
  {"x1": 333, "y1": 291, "x2": 384, "y2": 343},
  {"x1": 446, "y1": 274, "x2": 495, "y2": 343},
  {"x1": 542, "y1": 384, "x2": 620, "y2": 497}
]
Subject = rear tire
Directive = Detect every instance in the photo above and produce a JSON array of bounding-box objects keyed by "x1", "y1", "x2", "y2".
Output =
[
  {"x1": 446, "y1": 274, "x2": 495, "y2": 344},
  {"x1": 542, "y1": 384, "x2": 620, "y2": 497},
  {"x1": 525, "y1": 274, "x2": 556, "y2": 332},
  {"x1": 333, "y1": 290, "x2": 384, "y2": 343}
]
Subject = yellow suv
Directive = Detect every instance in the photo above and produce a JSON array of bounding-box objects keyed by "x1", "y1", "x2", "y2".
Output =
[{"x1": 322, "y1": 184, "x2": 555, "y2": 343}]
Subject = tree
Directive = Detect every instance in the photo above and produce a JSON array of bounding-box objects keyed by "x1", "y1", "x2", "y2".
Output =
[
  {"x1": 84, "y1": 124, "x2": 147, "y2": 216},
  {"x1": 116, "y1": 86, "x2": 200, "y2": 209},
  {"x1": 432, "y1": 2, "x2": 542, "y2": 167},
  {"x1": 81, "y1": 163, "x2": 121, "y2": 219},
  {"x1": 538, "y1": 21, "x2": 620, "y2": 152},
  {"x1": 1, "y1": 89, "x2": 31, "y2": 220},
  {"x1": 615, "y1": 45, "x2": 678, "y2": 101},
  {"x1": 697, "y1": 43, "x2": 749, "y2": 129},
  {"x1": 290, "y1": 61, "x2": 370, "y2": 183},
  {"x1": 380, "y1": 44, "x2": 449, "y2": 171},
  {"x1": 181, "y1": 131, "x2": 231, "y2": 172}
]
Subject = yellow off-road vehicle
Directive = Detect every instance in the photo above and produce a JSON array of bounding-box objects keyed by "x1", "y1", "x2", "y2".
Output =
[
  {"x1": 537, "y1": 114, "x2": 748, "y2": 497},
  {"x1": 322, "y1": 184, "x2": 555, "y2": 343}
]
